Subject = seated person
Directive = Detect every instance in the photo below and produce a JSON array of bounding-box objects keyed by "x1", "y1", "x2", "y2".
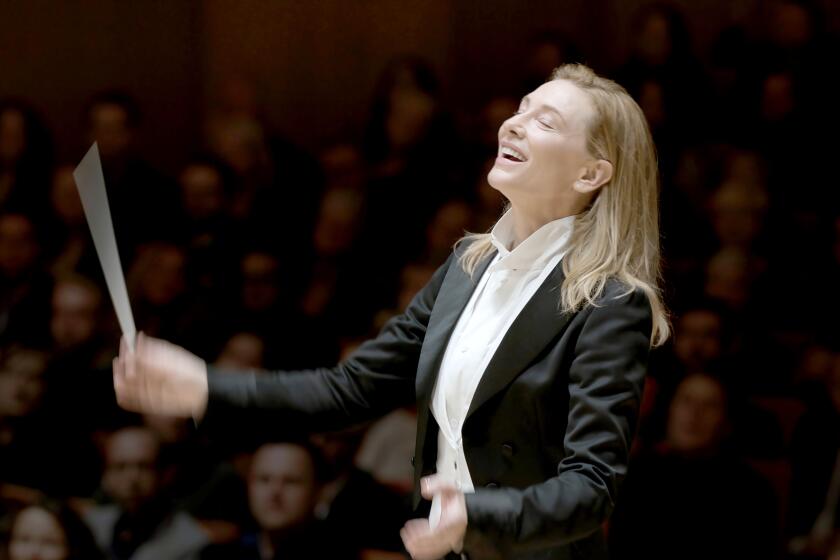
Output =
[
  {"x1": 6, "y1": 500, "x2": 103, "y2": 560},
  {"x1": 787, "y1": 354, "x2": 840, "y2": 553},
  {"x1": 608, "y1": 372, "x2": 779, "y2": 560},
  {"x1": 84, "y1": 426, "x2": 209, "y2": 560},
  {"x1": 311, "y1": 427, "x2": 411, "y2": 552},
  {"x1": 202, "y1": 440, "x2": 353, "y2": 560}
]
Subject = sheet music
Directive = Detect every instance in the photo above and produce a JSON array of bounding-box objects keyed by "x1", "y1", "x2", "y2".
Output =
[{"x1": 73, "y1": 142, "x2": 137, "y2": 351}]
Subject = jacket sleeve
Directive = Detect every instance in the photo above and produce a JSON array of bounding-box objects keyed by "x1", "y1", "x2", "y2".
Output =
[
  {"x1": 199, "y1": 252, "x2": 453, "y2": 433},
  {"x1": 461, "y1": 284, "x2": 653, "y2": 557}
]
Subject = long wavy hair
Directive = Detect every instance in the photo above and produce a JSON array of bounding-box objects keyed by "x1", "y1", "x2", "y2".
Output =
[{"x1": 457, "y1": 63, "x2": 670, "y2": 347}]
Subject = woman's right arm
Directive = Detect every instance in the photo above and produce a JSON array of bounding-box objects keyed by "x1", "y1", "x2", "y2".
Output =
[{"x1": 113, "y1": 252, "x2": 454, "y2": 432}]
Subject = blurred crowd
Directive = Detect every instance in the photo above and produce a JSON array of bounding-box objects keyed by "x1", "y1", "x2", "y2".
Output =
[{"x1": 1, "y1": 1, "x2": 839, "y2": 559}]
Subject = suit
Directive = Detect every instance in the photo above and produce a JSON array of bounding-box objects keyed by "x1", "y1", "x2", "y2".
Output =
[
  {"x1": 84, "y1": 504, "x2": 208, "y2": 560},
  {"x1": 204, "y1": 241, "x2": 653, "y2": 559}
]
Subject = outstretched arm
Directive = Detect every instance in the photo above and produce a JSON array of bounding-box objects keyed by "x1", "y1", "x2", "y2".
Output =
[{"x1": 114, "y1": 253, "x2": 454, "y2": 432}]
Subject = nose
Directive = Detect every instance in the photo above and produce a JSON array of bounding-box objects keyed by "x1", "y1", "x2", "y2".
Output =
[{"x1": 500, "y1": 113, "x2": 525, "y2": 139}]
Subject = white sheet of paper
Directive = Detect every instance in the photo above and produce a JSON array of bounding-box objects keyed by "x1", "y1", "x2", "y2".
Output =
[{"x1": 73, "y1": 142, "x2": 137, "y2": 351}]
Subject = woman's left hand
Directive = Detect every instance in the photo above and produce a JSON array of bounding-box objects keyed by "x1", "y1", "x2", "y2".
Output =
[{"x1": 400, "y1": 475, "x2": 468, "y2": 559}]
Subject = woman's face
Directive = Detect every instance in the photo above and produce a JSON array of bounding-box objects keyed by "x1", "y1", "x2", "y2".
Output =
[
  {"x1": 8, "y1": 507, "x2": 68, "y2": 560},
  {"x1": 487, "y1": 79, "x2": 596, "y2": 211}
]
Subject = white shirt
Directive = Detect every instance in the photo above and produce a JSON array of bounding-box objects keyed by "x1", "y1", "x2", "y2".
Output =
[{"x1": 428, "y1": 209, "x2": 575, "y2": 527}]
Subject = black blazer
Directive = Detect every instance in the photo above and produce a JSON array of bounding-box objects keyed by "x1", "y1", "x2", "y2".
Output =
[{"x1": 204, "y1": 242, "x2": 653, "y2": 560}]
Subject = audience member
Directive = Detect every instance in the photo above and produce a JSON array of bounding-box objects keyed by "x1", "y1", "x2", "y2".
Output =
[
  {"x1": 310, "y1": 429, "x2": 410, "y2": 554},
  {"x1": 0, "y1": 346, "x2": 53, "y2": 491},
  {"x1": 232, "y1": 249, "x2": 338, "y2": 368},
  {"x1": 421, "y1": 199, "x2": 472, "y2": 265},
  {"x1": 84, "y1": 426, "x2": 209, "y2": 560},
  {"x1": 788, "y1": 354, "x2": 840, "y2": 539},
  {"x1": 6, "y1": 501, "x2": 103, "y2": 560},
  {"x1": 1, "y1": 8, "x2": 838, "y2": 555},
  {"x1": 0, "y1": 213, "x2": 51, "y2": 346},
  {"x1": 519, "y1": 31, "x2": 583, "y2": 94},
  {"x1": 0, "y1": 101, "x2": 52, "y2": 217},
  {"x1": 45, "y1": 166, "x2": 97, "y2": 279},
  {"x1": 609, "y1": 372, "x2": 779, "y2": 559},
  {"x1": 0, "y1": 342, "x2": 102, "y2": 496},
  {"x1": 175, "y1": 156, "x2": 240, "y2": 295},
  {"x1": 202, "y1": 441, "x2": 349, "y2": 559},
  {"x1": 126, "y1": 243, "x2": 210, "y2": 352},
  {"x1": 357, "y1": 56, "x2": 465, "y2": 280},
  {"x1": 84, "y1": 91, "x2": 177, "y2": 259},
  {"x1": 214, "y1": 333, "x2": 266, "y2": 371},
  {"x1": 43, "y1": 275, "x2": 124, "y2": 474}
]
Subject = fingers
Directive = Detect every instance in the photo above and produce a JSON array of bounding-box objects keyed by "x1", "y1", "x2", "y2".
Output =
[
  {"x1": 113, "y1": 346, "x2": 149, "y2": 411},
  {"x1": 401, "y1": 516, "x2": 459, "y2": 560},
  {"x1": 401, "y1": 518, "x2": 431, "y2": 540},
  {"x1": 421, "y1": 474, "x2": 458, "y2": 499},
  {"x1": 119, "y1": 333, "x2": 137, "y2": 357},
  {"x1": 130, "y1": 332, "x2": 167, "y2": 375},
  {"x1": 124, "y1": 346, "x2": 137, "y2": 378},
  {"x1": 400, "y1": 518, "x2": 433, "y2": 558},
  {"x1": 113, "y1": 356, "x2": 142, "y2": 412},
  {"x1": 112, "y1": 357, "x2": 123, "y2": 389},
  {"x1": 113, "y1": 332, "x2": 206, "y2": 417}
]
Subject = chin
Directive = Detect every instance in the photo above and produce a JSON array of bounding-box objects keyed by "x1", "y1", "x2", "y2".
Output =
[{"x1": 486, "y1": 166, "x2": 517, "y2": 195}]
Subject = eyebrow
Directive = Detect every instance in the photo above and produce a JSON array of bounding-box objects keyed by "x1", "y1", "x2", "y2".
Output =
[{"x1": 520, "y1": 95, "x2": 567, "y2": 126}]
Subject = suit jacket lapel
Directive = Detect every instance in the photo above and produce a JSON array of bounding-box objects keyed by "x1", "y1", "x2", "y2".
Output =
[
  {"x1": 466, "y1": 258, "x2": 573, "y2": 420},
  {"x1": 415, "y1": 248, "x2": 496, "y2": 406},
  {"x1": 413, "y1": 247, "x2": 495, "y2": 504}
]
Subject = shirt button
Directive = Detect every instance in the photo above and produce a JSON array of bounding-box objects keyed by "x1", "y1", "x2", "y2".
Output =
[
  {"x1": 460, "y1": 347, "x2": 468, "y2": 353},
  {"x1": 454, "y1": 461, "x2": 458, "y2": 470}
]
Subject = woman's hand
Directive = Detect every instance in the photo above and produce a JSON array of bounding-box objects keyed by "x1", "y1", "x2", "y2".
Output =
[
  {"x1": 112, "y1": 332, "x2": 209, "y2": 418},
  {"x1": 400, "y1": 475, "x2": 468, "y2": 559}
]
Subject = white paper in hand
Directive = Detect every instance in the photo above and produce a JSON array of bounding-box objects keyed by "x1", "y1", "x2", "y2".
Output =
[{"x1": 73, "y1": 142, "x2": 137, "y2": 350}]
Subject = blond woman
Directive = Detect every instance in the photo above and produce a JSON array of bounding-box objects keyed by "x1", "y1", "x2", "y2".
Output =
[{"x1": 114, "y1": 64, "x2": 669, "y2": 560}]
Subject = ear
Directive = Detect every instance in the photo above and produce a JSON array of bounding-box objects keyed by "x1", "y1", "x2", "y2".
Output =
[{"x1": 573, "y1": 159, "x2": 613, "y2": 194}]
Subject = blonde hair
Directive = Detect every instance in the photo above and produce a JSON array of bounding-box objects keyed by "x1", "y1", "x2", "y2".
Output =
[{"x1": 457, "y1": 63, "x2": 670, "y2": 346}]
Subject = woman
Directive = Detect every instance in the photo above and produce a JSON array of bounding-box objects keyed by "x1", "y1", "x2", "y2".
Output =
[
  {"x1": 114, "y1": 63, "x2": 669, "y2": 560},
  {"x1": 608, "y1": 372, "x2": 779, "y2": 559},
  {"x1": 5, "y1": 501, "x2": 104, "y2": 560}
]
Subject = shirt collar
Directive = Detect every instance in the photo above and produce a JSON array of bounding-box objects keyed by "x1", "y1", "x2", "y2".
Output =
[{"x1": 489, "y1": 209, "x2": 576, "y2": 271}]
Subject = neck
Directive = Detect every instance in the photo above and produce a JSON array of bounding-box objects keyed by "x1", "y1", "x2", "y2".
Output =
[
  {"x1": 258, "y1": 531, "x2": 275, "y2": 560},
  {"x1": 508, "y1": 203, "x2": 578, "y2": 248}
]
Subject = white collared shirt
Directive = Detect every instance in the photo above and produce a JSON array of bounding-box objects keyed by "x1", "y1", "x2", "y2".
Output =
[{"x1": 428, "y1": 209, "x2": 575, "y2": 527}]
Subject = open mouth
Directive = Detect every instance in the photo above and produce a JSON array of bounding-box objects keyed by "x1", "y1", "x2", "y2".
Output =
[{"x1": 499, "y1": 145, "x2": 526, "y2": 162}]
